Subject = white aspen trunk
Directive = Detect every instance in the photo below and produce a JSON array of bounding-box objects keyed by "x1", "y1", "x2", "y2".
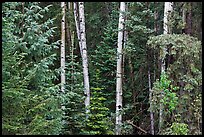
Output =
[
  {"x1": 159, "y1": 2, "x2": 173, "y2": 133},
  {"x1": 61, "y1": 2, "x2": 66, "y2": 93},
  {"x1": 78, "y1": 2, "x2": 90, "y2": 116},
  {"x1": 116, "y1": 2, "x2": 125, "y2": 135},
  {"x1": 73, "y1": 2, "x2": 82, "y2": 56},
  {"x1": 61, "y1": 2, "x2": 66, "y2": 127},
  {"x1": 150, "y1": 3, "x2": 158, "y2": 135},
  {"x1": 163, "y1": 2, "x2": 173, "y2": 35},
  {"x1": 68, "y1": 2, "x2": 71, "y2": 10},
  {"x1": 148, "y1": 69, "x2": 154, "y2": 135}
]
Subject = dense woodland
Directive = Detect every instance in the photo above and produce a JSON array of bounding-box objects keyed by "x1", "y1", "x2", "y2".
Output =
[{"x1": 2, "y1": 2, "x2": 202, "y2": 135}]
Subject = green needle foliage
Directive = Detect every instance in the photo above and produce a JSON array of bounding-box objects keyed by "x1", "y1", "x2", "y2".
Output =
[
  {"x1": 62, "y1": 48, "x2": 84, "y2": 135},
  {"x1": 89, "y1": 2, "x2": 119, "y2": 110},
  {"x1": 2, "y1": 2, "x2": 63, "y2": 135},
  {"x1": 2, "y1": 2, "x2": 202, "y2": 135},
  {"x1": 80, "y1": 88, "x2": 114, "y2": 135}
]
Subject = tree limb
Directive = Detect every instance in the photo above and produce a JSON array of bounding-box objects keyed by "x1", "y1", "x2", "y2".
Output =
[{"x1": 126, "y1": 120, "x2": 152, "y2": 135}]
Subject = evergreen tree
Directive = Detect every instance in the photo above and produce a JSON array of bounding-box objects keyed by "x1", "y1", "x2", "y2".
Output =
[{"x1": 2, "y1": 2, "x2": 63, "y2": 135}]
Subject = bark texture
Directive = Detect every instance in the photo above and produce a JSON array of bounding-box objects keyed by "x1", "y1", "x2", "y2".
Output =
[
  {"x1": 78, "y1": 2, "x2": 90, "y2": 116},
  {"x1": 74, "y1": 2, "x2": 82, "y2": 56},
  {"x1": 61, "y1": 2, "x2": 66, "y2": 93},
  {"x1": 116, "y1": 2, "x2": 126, "y2": 135}
]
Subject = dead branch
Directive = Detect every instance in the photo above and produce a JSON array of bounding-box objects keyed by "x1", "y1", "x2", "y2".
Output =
[{"x1": 126, "y1": 120, "x2": 152, "y2": 135}]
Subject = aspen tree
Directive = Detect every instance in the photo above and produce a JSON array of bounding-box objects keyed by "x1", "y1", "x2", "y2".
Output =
[
  {"x1": 73, "y1": 2, "x2": 82, "y2": 56},
  {"x1": 116, "y1": 2, "x2": 125, "y2": 135},
  {"x1": 79, "y1": 2, "x2": 90, "y2": 115},
  {"x1": 159, "y1": 2, "x2": 173, "y2": 133},
  {"x1": 149, "y1": 2, "x2": 159, "y2": 135},
  {"x1": 122, "y1": 4, "x2": 128, "y2": 84},
  {"x1": 61, "y1": 2, "x2": 66, "y2": 128},
  {"x1": 61, "y1": 2, "x2": 66, "y2": 93}
]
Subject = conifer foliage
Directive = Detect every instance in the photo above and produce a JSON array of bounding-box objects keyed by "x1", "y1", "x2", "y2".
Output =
[
  {"x1": 2, "y1": 2, "x2": 63, "y2": 135},
  {"x1": 2, "y1": 2, "x2": 202, "y2": 135}
]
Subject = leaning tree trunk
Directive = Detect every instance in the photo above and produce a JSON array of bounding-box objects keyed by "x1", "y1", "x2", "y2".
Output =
[
  {"x1": 159, "y1": 2, "x2": 173, "y2": 133},
  {"x1": 61, "y1": 2, "x2": 66, "y2": 94},
  {"x1": 116, "y1": 2, "x2": 126, "y2": 135},
  {"x1": 73, "y1": 2, "x2": 82, "y2": 56},
  {"x1": 78, "y1": 2, "x2": 90, "y2": 117}
]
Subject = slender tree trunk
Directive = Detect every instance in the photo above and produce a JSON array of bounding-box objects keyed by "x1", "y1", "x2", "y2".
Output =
[
  {"x1": 71, "y1": 31, "x2": 75, "y2": 92},
  {"x1": 144, "y1": 3, "x2": 155, "y2": 134},
  {"x1": 153, "y1": 2, "x2": 158, "y2": 83},
  {"x1": 68, "y1": 2, "x2": 71, "y2": 10},
  {"x1": 61, "y1": 2, "x2": 66, "y2": 93},
  {"x1": 73, "y1": 2, "x2": 82, "y2": 56},
  {"x1": 185, "y1": 2, "x2": 192, "y2": 35},
  {"x1": 163, "y1": 2, "x2": 173, "y2": 35},
  {"x1": 66, "y1": 19, "x2": 71, "y2": 56},
  {"x1": 154, "y1": 2, "x2": 158, "y2": 36},
  {"x1": 159, "y1": 2, "x2": 173, "y2": 133},
  {"x1": 61, "y1": 2, "x2": 66, "y2": 127},
  {"x1": 148, "y1": 28, "x2": 154, "y2": 136},
  {"x1": 116, "y1": 2, "x2": 126, "y2": 135},
  {"x1": 78, "y1": 2, "x2": 90, "y2": 116},
  {"x1": 67, "y1": 2, "x2": 75, "y2": 92},
  {"x1": 182, "y1": 2, "x2": 186, "y2": 34},
  {"x1": 122, "y1": 4, "x2": 128, "y2": 92},
  {"x1": 148, "y1": 68, "x2": 154, "y2": 135}
]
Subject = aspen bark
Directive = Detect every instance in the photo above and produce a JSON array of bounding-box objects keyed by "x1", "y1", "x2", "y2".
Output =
[
  {"x1": 68, "y1": 2, "x2": 71, "y2": 10},
  {"x1": 159, "y1": 2, "x2": 173, "y2": 133},
  {"x1": 148, "y1": 69, "x2": 154, "y2": 135},
  {"x1": 61, "y1": 2, "x2": 66, "y2": 127},
  {"x1": 61, "y1": 2, "x2": 66, "y2": 93},
  {"x1": 163, "y1": 2, "x2": 173, "y2": 36},
  {"x1": 116, "y1": 2, "x2": 125, "y2": 135},
  {"x1": 78, "y1": 2, "x2": 90, "y2": 116},
  {"x1": 73, "y1": 2, "x2": 82, "y2": 56}
]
